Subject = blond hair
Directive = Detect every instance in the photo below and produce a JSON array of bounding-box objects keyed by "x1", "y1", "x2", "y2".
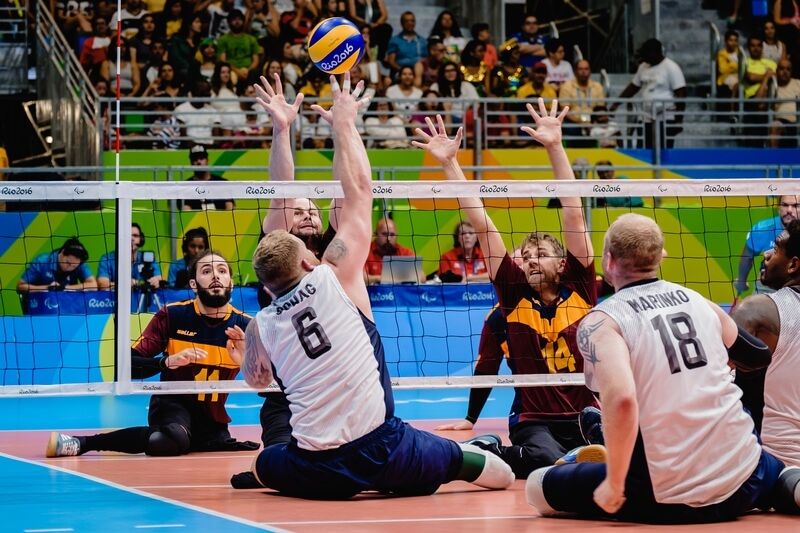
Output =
[
  {"x1": 605, "y1": 213, "x2": 663, "y2": 273},
  {"x1": 519, "y1": 232, "x2": 565, "y2": 257},
  {"x1": 253, "y1": 230, "x2": 302, "y2": 292}
]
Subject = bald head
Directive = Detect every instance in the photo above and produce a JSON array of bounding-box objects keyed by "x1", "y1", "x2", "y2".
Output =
[{"x1": 604, "y1": 214, "x2": 664, "y2": 275}]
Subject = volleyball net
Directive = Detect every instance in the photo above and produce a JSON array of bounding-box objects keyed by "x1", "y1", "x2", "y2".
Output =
[{"x1": 0, "y1": 175, "x2": 796, "y2": 396}]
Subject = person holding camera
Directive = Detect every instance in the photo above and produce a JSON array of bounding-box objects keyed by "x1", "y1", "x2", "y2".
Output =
[
  {"x1": 97, "y1": 223, "x2": 163, "y2": 290},
  {"x1": 17, "y1": 237, "x2": 98, "y2": 293}
]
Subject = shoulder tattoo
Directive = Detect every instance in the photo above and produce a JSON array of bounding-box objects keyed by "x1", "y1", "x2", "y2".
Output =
[{"x1": 324, "y1": 237, "x2": 348, "y2": 263}]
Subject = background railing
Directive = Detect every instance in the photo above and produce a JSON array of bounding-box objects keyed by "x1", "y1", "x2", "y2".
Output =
[{"x1": 0, "y1": 1, "x2": 28, "y2": 94}]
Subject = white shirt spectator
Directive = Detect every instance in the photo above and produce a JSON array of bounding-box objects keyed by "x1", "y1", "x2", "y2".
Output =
[
  {"x1": 110, "y1": 8, "x2": 149, "y2": 40},
  {"x1": 774, "y1": 78, "x2": 800, "y2": 123},
  {"x1": 299, "y1": 115, "x2": 332, "y2": 145},
  {"x1": 542, "y1": 58, "x2": 575, "y2": 87},
  {"x1": 632, "y1": 57, "x2": 686, "y2": 122},
  {"x1": 385, "y1": 85, "x2": 422, "y2": 120},
  {"x1": 429, "y1": 81, "x2": 479, "y2": 122},
  {"x1": 174, "y1": 101, "x2": 221, "y2": 145},
  {"x1": 364, "y1": 116, "x2": 410, "y2": 148},
  {"x1": 212, "y1": 86, "x2": 242, "y2": 129}
]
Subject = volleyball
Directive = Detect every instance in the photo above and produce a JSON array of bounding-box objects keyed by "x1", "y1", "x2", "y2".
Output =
[{"x1": 307, "y1": 17, "x2": 366, "y2": 75}]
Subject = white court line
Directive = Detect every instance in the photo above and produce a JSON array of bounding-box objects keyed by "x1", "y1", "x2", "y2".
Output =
[
  {"x1": 133, "y1": 484, "x2": 231, "y2": 489},
  {"x1": 267, "y1": 515, "x2": 533, "y2": 526},
  {"x1": 134, "y1": 525, "x2": 185, "y2": 529},
  {"x1": 23, "y1": 529, "x2": 75, "y2": 532},
  {"x1": 1, "y1": 452, "x2": 289, "y2": 533}
]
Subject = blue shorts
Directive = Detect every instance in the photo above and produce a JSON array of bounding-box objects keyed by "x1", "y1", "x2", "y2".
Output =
[
  {"x1": 253, "y1": 416, "x2": 463, "y2": 499},
  {"x1": 542, "y1": 446, "x2": 784, "y2": 524}
]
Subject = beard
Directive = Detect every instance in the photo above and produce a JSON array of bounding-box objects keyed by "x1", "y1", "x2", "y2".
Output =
[
  {"x1": 377, "y1": 241, "x2": 398, "y2": 256},
  {"x1": 197, "y1": 285, "x2": 232, "y2": 308},
  {"x1": 293, "y1": 231, "x2": 325, "y2": 259}
]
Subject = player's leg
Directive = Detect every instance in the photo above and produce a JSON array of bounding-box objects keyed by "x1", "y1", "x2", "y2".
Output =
[
  {"x1": 259, "y1": 391, "x2": 293, "y2": 447},
  {"x1": 46, "y1": 426, "x2": 152, "y2": 457},
  {"x1": 501, "y1": 422, "x2": 575, "y2": 478},
  {"x1": 144, "y1": 396, "x2": 192, "y2": 456}
]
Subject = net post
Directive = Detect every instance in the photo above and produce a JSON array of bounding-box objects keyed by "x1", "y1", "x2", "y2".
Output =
[{"x1": 115, "y1": 188, "x2": 133, "y2": 395}]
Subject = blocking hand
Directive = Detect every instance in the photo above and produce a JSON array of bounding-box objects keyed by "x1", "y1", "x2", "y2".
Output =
[
  {"x1": 521, "y1": 97, "x2": 568, "y2": 147},
  {"x1": 310, "y1": 71, "x2": 371, "y2": 125},
  {"x1": 411, "y1": 114, "x2": 463, "y2": 165},
  {"x1": 254, "y1": 73, "x2": 304, "y2": 132}
]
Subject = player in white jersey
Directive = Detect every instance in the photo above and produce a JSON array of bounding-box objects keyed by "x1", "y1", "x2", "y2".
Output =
[
  {"x1": 236, "y1": 72, "x2": 514, "y2": 499},
  {"x1": 526, "y1": 213, "x2": 800, "y2": 522},
  {"x1": 733, "y1": 218, "x2": 800, "y2": 474}
]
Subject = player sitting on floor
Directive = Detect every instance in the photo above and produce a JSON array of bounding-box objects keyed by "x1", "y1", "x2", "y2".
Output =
[
  {"x1": 235, "y1": 72, "x2": 514, "y2": 499},
  {"x1": 47, "y1": 251, "x2": 258, "y2": 457},
  {"x1": 418, "y1": 101, "x2": 602, "y2": 479},
  {"x1": 526, "y1": 213, "x2": 800, "y2": 522}
]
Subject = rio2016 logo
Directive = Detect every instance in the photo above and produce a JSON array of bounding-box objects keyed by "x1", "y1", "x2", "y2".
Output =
[{"x1": 319, "y1": 43, "x2": 355, "y2": 71}]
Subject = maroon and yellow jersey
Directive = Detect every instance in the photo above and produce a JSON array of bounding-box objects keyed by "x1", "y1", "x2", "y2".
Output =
[
  {"x1": 494, "y1": 253, "x2": 599, "y2": 423},
  {"x1": 132, "y1": 299, "x2": 251, "y2": 424}
]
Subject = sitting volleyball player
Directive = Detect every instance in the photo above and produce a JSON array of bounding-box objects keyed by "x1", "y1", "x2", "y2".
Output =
[
  {"x1": 526, "y1": 214, "x2": 800, "y2": 522},
  {"x1": 236, "y1": 72, "x2": 514, "y2": 499},
  {"x1": 47, "y1": 251, "x2": 258, "y2": 457}
]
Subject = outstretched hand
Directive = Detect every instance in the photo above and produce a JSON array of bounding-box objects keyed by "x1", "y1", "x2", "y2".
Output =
[
  {"x1": 310, "y1": 71, "x2": 371, "y2": 125},
  {"x1": 411, "y1": 115, "x2": 463, "y2": 164},
  {"x1": 254, "y1": 73, "x2": 304, "y2": 132},
  {"x1": 225, "y1": 325, "x2": 246, "y2": 367},
  {"x1": 521, "y1": 97, "x2": 568, "y2": 147}
]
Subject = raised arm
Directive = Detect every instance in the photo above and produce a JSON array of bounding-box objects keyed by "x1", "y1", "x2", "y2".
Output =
[
  {"x1": 313, "y1": 73, "x2": 374, "y2": 315},
  {"x1": 254, "y1": 74, "x2": 304, "y2": 234},
  {"x1": 412, "y1": 115, "x2": 507, "y2": 279},
  {"x1": 577, "y1": 311, "x2": 638, "y2": 515},
  {"x1": 521, "y1": 98, "x2": 593, "y2": 266}
]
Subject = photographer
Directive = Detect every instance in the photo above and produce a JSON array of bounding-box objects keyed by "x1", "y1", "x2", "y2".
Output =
[
  {"x1": 17, "y1": 238, "x2": 98, "y2": 293},
  {"x1": 97, "y1": 223, "x2": 163, "y2": 290}
]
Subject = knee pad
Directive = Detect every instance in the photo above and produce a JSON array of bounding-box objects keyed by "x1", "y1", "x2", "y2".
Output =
[
  {"x1": 774, "y1": 466, "x2": 800, "y2": 514},
  {"x1": 460, "y1": 443, "x2": 514, "y2": 489},
  {"x1": 146, "y1": 423, "x2": 191, "y2": 456},
  {"x1": 526, "y1": 466, "x2": 558, "y2": 516}
]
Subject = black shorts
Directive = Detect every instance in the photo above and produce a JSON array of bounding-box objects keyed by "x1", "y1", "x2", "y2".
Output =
[{"x1": 148, "y1": 395, "x2": 230, "y2": 451}]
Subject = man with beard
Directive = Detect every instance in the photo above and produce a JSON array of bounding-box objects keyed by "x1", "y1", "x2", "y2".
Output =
[
  {"x1": 365, "y1": 217, "x2": 416, "y2": 284},
  {"x1": 46, "y1": 252, "x2": 258, "y2": 457},
  {"x1": 735, "y1": 195, "x2": 799, "y2": 295},
  {"x1": 733, "y1": 218, "x2": 800, "y2": 472}
]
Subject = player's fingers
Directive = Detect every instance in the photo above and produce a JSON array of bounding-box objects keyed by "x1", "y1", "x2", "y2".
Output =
[
  {"x1": 436, "y1": 114, "x2": 447, "y2": 136},
  {"x1": 526, "y1": 102, "x2": 541, "y2": 121},
  {"x1": 454, "y1": 126, "x2": 463, "y2": 146},
  {"x1": 342, "y1": 70, "x2": 351, "y2": 93},
  {"x1": 330, "y1": 74, "x2": 341, "y2": 95},
  {"x1": 410, "y1": 140, "x2": 428, "y2": 150},
  {"x1": 549, "y1": 98, "x2": 559, "y2": 117},
  {"x1": 537, "y1": 97, "x2": 547, "y2": 117},
  {"x1": 259, "y1": 76, "x2": 275, "y2": 98},
  {"x1": 273, "y1": 72, "x2": 283, "y2": 95},
  {"x1": 520, "y1": 126, "x2": 536, "y2": 137},
  {"x1": 414, "y1": 127, "x2": 431, "y2": 141},
  {"x1": 357, "y1": 95, "x2": 371, "y2": 110},
  {"x1": 351, "y1": 79, "x2": 364, "y2": 100},
  {"x1": 424, "y1": 116, "x2": 437, "y2": 137},
  {"x1": 556, "y1": 105, "x2": 569, "y2": 122},
  {"x1": 292, "y1": 91, "x2": 305, "y2": 112}
]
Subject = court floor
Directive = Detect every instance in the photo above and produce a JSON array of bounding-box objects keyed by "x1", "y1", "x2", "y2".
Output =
[{"x1": 0, "y1": 392, "x2": 796, "y2": 532}]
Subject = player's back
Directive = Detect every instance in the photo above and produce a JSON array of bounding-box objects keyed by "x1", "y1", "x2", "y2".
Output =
[
  {"x1": 595, "y1": 279, "x2": 760, "y2": 506},
  {"x1": 764, "y1": 286, "x2": 800, "y2": 466},
  {"x1": 255, "y1": 264, "x2": 393, "y2": 451}
]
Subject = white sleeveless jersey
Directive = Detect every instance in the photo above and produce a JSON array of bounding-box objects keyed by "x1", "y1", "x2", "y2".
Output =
[
  {"x1": 255, "y1": 265, "x2": 391, "y2": 451},
  {"x1": 594, "y1": 280, "x2": 760, "y2": 506},
  {"x1": 763, "y1": 287, "x2": 800, "y2": 466}
]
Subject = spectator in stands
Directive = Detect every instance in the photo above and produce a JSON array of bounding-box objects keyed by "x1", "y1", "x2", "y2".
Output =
[
  {"x1": 299, "y1": 101, "x2": 333, "y2": 148},
  {"x1": 359, "y1": 25, "x2": 387, "y2": 88},
  {"x1": 298, "y1": 69, "x2": 333, "y2": 107},
  {"x1": 716, "y1": 29, "x2": 740, "y2": 101},
  {"x1": 158, "y1": 0, "x2": 185, "y2": 40},
  {"x1": 460, "y1": 40, "x2": 489, "y2": 96},
  {"x1": 110, "y1": 0, "x2": 149, "y2": 40},
  {"x1": 415, "y1": 36, "x2": 446, "y2": 90},
  {"x1": 593, "y1": 161, "x2": 643, "y2": 208},
  {"x1": 174, "y1": 79, "x2": 222, "y2": 146},
  {"x1": 142, "y1": 40, "x2": 167, "y2": 83},
  {"x1": 763, "y1": 20, "x2": 789, "y2": 64},
  {"x1": 735, "y1": 195, "x2": 800, "y2": 294},
  {"x1": 588, "y1": 105, "x2": 621, "y2": 148},
  {"x1": 101, "y1": 38, "x2": 141, "y2": 96},
  {"x1": 611, "y1": 38, "x2": 687, "y2": 149},
  {"x1": 559, "y1": 59, "x2": 604, "y2": 145},
  {"x1": 147, "y1": 100, "x2": 181, "y2": 149},
  {"x1": 439, "y1": 221, "x2": 489, "y2": 283},
  {"x1": 517, "y1": 62, "x2": 556, "y2": 102},
  {"x1": 194, "y1": 37, "x2": 218, "y2": 81},
  {"x1": 279, "y1": 0, "x2": 317, "y2": 57},
  {"x1": 430, "y1": 10, "x2": 466, "y2": 64},
  {"x1": 168, "y1": 227, "x2": 210, "y2": 288},
  {"x1": 386, "y1": 66, "x2": 423, "y2": 119},
  {"x1": 364, "y1": 98, "x2": 410, "y2": 149},
  {"x1": 513, "y1": 14, "x2": 547, "y2": 70},
  {"x1": 210, "y1": 62, "x2": 241, "y2": 136},
  {"x1": 17, "y1": 238, "x2": 97, "y2": 293},
  {"x1": 178, "y1": 145, "x2": 235, "y2": 210},
  {"x1": 131, "y1": 13, "x2": 161, "y2": 69},
  {"x1": 207, "y1": 0, "x2": 236, "y2": 38},
  {"x1": 229, "y1": 81, "x2": 269, "y2": 148},
  {"x1": 409, "y1": 90, "x2": 444, "y2": 128},
  {"x1": 218, "y1": 9, "x2": 261, "y2": 81},
  {"x1": 55, "y1": 0, "x2": 93, "y2": 41},
  {"x1": 348, "y1": 0, "x2": 392, "y2": 65},
  {"x1": 430, "y1": 63, "x2": 479, "y2": 124},
  {"x1": 79, "y1": 15, "x2": 112, "y2": 73},
  {"x1": 385, "y1": 11, "x2": 428, "y2": 75},
  {"x1": 141, "y1": 62, "x2": 183, "y2": 101},
  {"x1": 280, "y1": 40, "x2": 304, "y2": 88},
  {"x1": 743, "y1": 35, "x2": 777, "y2": 147},
  {"x1": 318, "y1": 0, "x2": 348, "y2": 19},
  {"x1": 365, "y1": 216, "x2": 416, "y2": 284},
  {"x1": 166, "y1": 12, "x2": 205, "y2": 80},
  {"x1": 97, "y1": 223, "x2": 163, "y2": 290},
  {"x1": 262, "y1": 59, "x2": 297, "y2": 102},
  {"x1": 471, "y1": 23, "x2": 497, "y2": 70},
  {"x1": 246, "y1": 0, "x2": 281, "y2": 54},
  {"x1": 347, "y1": 64, "x2": 377, "y2": 133},
  {"x1": 770, "y1": 58, "x2": 800, "y2": 147},
  {"x1": 773, "y1": 0, "x2": 800, "y2": 75},
  {"x1": 490, "y1": 38, "x2": 527, "y2": 98},
  {"x1": 541, "y1": 38, "x2": 573, "y2": 88}
]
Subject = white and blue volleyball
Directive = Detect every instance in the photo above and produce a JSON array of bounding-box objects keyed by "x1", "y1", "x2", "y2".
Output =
[{"x1": 307, "y1": 17, "x2": 366, "y2": 75}]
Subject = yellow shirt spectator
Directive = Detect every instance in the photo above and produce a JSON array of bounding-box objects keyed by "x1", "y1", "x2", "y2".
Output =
[
  {"x1": 559, "y1": 78, "x2": 605, "y2": 124},
  {"x1": 516, "y1": 82, "x2": 557, "y2": 102},
  {"x1": 744, "y1": 57, "x2": 777, "y2": 98},
  {"x1": 716, "y1": 49, "x2": 739, "y2": 89}
]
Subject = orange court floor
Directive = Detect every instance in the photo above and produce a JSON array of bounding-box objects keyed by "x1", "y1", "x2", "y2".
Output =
[{"x1": 0, "y1": 419, "x2": 796, "y2": 532}]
